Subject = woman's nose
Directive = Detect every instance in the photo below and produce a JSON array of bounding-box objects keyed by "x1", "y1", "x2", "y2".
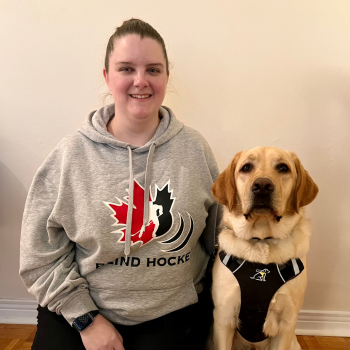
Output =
[{"x1": 134, "y1": 72, "x2": 149, "y2": 88}]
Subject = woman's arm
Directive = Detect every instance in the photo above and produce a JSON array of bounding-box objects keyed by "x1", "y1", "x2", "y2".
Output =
[
  {"x1": 80, "y1": 314, "x2": 124, "y2": 350},
  {"x1": 20, "y1": 172, "x2": 127, "y2": 350},
  {"x1": 19, "y1": 173, "x2": 97, "y2": 324}
]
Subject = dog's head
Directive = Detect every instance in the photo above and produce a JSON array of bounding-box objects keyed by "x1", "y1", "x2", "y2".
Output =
[{"x1": 212, "y1": 147, "x2": 318, "y2": 222}]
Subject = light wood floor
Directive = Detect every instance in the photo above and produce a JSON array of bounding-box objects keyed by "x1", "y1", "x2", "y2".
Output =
[
  {"x1": 0, "y1": 324, "x2": 350, "y2": 349},
  {"x1": 0, "y1": 325, "x2": 36, "y2": 350}
]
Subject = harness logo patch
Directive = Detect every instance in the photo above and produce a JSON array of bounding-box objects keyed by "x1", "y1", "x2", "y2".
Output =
[
  {"x1": 250, "y1": 268, "x2": 270, "y2": 282},
  {"x1": 104, "y1": 180, "x2": 193, "y2": 253}
]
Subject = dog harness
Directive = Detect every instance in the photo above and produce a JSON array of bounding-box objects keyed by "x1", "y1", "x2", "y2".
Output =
[{"x1": 219, "y1": 250, "x2": 304, "y2": 343}]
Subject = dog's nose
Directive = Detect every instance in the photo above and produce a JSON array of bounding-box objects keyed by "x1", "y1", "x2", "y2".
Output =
[{"x1": 252, "y1": 178, "x2": 275, "y2": 195}]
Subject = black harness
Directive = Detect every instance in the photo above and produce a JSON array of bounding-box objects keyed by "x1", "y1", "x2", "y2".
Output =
[{"x1": 219, "y1": 249, "x2": 304, "y2": 343}]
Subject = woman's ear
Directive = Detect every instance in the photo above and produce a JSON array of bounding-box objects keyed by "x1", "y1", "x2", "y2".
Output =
[
  {"x1": 212, "y1": 152, "x2": 242, "y2": 212},
  {"x1": 103, "y1": 68, "x2": 110, "y2": 86},
  {"x1": 290, "y1": 152, "x2": 319, "y2": 213}
]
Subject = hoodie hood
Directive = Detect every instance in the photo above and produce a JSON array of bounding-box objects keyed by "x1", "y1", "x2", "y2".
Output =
[{"x1": 78, "y1": 104, "x2": 184, "y2": 152}]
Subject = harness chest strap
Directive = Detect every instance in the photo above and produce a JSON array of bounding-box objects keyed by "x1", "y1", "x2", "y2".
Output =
[{"x1": 219, "y1": 250, "x2": 304, "y2": 343}]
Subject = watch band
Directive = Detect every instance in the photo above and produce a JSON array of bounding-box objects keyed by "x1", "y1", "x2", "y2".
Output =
[{"x1": 72, "y1": 310, "x2": 99, "y2": 332}]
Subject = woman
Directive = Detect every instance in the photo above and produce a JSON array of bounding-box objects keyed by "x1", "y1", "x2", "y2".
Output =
[{"x1": 20, "y1": 19, "x2": 219, "y2": 350}]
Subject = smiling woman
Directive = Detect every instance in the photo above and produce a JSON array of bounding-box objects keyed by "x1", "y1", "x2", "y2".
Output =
[{"x1": 19, "y1": 18, "x2": 220, "y2": 350}]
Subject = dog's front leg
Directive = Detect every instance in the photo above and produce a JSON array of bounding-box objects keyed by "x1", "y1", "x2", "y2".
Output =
[
  {"x1": 265, "y1": 273, "x2": 306, "y2": 350},
  {"x1": 213, "y1": 307, "x2": 236, "y2": 350},
  {"x1": 212, "y1": 255, "x2": 240, "y2": 350},
  {"x1": 264, "y1": 291, "x2": 302, "y2": 350},
  {"x1": 265, "y1": 306, "x2": 300, "y2": 350}
]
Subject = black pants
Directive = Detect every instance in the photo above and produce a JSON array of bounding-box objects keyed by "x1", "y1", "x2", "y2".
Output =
[{"x1": 31, "y1": 291, "x2": 212, "y2": 350}]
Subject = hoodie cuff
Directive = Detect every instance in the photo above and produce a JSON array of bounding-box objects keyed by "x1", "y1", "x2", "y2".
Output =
[{"x1": 59, "y1": 292, "x2": 98, "y2": 325}]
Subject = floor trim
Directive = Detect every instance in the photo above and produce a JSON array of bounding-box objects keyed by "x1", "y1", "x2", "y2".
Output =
[
  {"x1": 296, "y1": 309, "x2": 350, "y2": 337},
  {"x1": 0, "y1": 299, "x2": 37, "y2": 325},
  {"x1": 1, "y1": 299, "x2": 350, "y2": 337}
]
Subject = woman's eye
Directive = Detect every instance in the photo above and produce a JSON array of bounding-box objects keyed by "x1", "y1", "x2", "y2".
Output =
[
  {"x1": 241, "y1": 164, "x2": 252, "y2": 172},
  {"x1": 276, "y1": 163, "x2": 290, "y2": 173},
  {"x1": 148, "y1": 68, "x2": 160, "y2": 73}
]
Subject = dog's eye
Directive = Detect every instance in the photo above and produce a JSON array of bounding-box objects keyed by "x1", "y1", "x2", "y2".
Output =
[
  {"x1": 241, "y1": 164, "x2": 252, "y2": 172},
  {"x1": 276, "y1": 163, "x2": 290, "y2": 173}
]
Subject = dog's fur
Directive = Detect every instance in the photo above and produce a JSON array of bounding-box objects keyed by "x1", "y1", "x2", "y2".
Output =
[{"x1": 211, "y1": 147, "x2": 318, "y2": 350}]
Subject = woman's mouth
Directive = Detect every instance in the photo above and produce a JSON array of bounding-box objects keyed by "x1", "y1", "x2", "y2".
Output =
[{"x1": 130, "y1": 94, "x2": 152, "y2": 99}]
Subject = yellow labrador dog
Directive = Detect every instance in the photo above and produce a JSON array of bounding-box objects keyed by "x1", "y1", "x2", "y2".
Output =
[{"x1": 211, "y1": 147, "x2": 318, "y2": 350}]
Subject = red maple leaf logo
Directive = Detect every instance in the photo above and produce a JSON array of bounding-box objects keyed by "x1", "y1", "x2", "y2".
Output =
[{"x1": 106, "y1": 181, "x2": 157, "y2": 246}]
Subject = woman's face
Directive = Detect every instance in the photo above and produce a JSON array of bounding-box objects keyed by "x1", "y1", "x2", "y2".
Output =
[{"x1": 104, "y1": 34, "x2": 169, "y2": 123}]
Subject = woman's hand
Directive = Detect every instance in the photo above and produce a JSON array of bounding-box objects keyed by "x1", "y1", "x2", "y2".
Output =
[{"x1": 80, "y1": 314, "x2": 125, "y2": 350}]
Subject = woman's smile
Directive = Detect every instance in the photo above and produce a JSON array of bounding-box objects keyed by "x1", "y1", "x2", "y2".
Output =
[{"x1": 130, "y1": 94, "x2": 152, "y2": 99}]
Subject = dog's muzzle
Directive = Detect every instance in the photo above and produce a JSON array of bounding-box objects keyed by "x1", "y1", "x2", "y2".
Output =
[{"x1": 244, "y1": 178, "x2": 281, "y2": 221}]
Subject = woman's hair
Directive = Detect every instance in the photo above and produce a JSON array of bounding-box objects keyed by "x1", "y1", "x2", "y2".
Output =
[{"x1": 104, "y1": 18, "x2": 169, "y2": 75}]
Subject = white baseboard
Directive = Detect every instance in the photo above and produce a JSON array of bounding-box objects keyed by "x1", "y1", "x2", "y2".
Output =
[
  {"x1": 296, "y1": 310, "x2": 350, "y2": 337},
  {"x1": 0, "y1": 299, "x2": 37, "y2": 324},
  {"x1": 1, "y1": 299, "x2": 350, "y2": 337}
]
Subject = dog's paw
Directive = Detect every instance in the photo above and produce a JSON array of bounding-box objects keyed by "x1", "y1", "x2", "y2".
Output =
[
  {"x1": 263, "y1": 308, "x2": 281, "y2": 337},
  {"x1": 263, "y1": 293, "x2": 295, "y2": 337}
]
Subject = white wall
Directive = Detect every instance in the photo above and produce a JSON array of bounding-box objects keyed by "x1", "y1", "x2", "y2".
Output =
[{"x1": 1, "y1": 0, "x2": 350, "y2": 322}]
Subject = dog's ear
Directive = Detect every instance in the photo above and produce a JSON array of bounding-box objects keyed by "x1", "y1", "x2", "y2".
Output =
[
  {"x1": 290, "y1": 152, "x2": 319, "y2": 213},
  {"x1": 212, "y1": 152, "x2": 242, "y2": 212}
]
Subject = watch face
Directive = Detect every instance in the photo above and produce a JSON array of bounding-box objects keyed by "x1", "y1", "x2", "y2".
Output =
[{"x1": 73, "y1": 313, "x2": 94, "y2": 332}]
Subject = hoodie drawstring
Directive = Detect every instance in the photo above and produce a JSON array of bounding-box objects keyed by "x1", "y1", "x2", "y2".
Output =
[
  {"x1": 140, "y1": 143, "x2": 156, "y2": 236},
  {"x1": 124, "y1": 143, "x2": 156, "y2": 256},
  {"x1": 125, "y1": 146, "x2": 134, "y2": 256}
]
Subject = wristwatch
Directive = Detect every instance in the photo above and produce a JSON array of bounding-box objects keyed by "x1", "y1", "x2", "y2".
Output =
[{"x1": 72, "y1": 310, "x2": 99, "y2": 332}]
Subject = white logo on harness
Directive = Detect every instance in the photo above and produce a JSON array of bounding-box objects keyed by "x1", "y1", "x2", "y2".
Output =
[{"x1": 250, "y1": 268, "x2": 270, "y2": 282}]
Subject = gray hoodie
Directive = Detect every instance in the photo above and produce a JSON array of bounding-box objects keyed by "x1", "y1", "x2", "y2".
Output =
[{"x1": 20, "y1": 104, "x2": 220, "y2": 325}]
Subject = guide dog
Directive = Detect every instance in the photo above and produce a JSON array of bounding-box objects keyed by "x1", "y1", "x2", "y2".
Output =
[{"x1": 211, "y1": 147, "x2": 318, "y2": 350}]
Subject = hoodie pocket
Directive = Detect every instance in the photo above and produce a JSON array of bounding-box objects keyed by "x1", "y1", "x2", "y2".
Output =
[{"x1": 89, "y1": 278, "x2": 198, "y2": 324}]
